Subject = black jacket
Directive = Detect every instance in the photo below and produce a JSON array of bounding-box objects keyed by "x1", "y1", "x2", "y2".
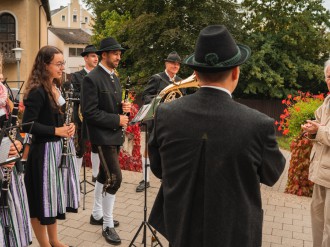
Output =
[
  {"x1": 81, "y1": 65, "x2": 124, "y2": 145},
  {"x1": 148, "y1": 87, "x2": 286, "y2": 247},
  {"x1": 142, "y1": 71, "x2": 181, "y2": 104},
  {"x1": 70, "y1": 69, "x2": 87, "y2": 123},
  {"x1": 22, "y1": 86, "x2": 63, "y2": 143}
]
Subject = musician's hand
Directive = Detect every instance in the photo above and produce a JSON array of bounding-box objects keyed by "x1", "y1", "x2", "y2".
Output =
[
  {"x1": 55, "y1": 123, "x2": 75, "y2": 137},
  {"x1": 122, "y1": 101, "x2": 132, "y2": 114},
  {"x1": 8, "y1": 140, "x2": 22, "y2": 156},
  {"x1": 119, "y1": 115, "x2": 129, "y2": 127}
]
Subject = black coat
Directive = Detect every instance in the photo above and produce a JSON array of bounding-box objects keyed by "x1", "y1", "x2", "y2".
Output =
[
  {"x1": 81, "y1": 65, "x2": 124, "y2": 145},
  {"x1": 70, "y1": 68, "x2": 87, "y2": 123},
  {"x1": 148, "y1": 87, "x2": 286, "y2": 247},
  {"x1": 141, "y1": 71, "x2": 181, "y2": 104}
]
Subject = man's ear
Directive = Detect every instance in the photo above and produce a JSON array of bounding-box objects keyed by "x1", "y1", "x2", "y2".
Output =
[{"x1": 232, "y1": 66, "x2": 240, "y2": 81}]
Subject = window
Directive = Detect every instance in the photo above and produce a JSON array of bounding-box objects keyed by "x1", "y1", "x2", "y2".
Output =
[
  {"x1": 0, "y1": 13, "x2": 15, "y2": 40},
  {"x1": 61, "y1": 15, "x2": 65, "y2": 21},
  {"x1": 73, "y1": 15, "x2": 77, "y2": 22},
  {"x1": 69, "y1": 47, "x2": 84, "y2": 57},
  {"x1": 84, "y1": 17, "x2": 88, "y2": 23}
]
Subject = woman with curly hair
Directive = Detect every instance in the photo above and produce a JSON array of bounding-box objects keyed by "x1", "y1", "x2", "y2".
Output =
[{"x1": 22, "y1": 46, "x2": 79, "y2": 247}]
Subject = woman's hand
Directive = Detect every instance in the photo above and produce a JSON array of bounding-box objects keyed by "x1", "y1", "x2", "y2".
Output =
[{"x1": 55, "y1": 123, "x2": 75, "y2": 138}]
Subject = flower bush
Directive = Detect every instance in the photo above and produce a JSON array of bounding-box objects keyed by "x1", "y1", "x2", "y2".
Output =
[{"x1": 276, "y1": 91, "x2": 324, "y2": 197}]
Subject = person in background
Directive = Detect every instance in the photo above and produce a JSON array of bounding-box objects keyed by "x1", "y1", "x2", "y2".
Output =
[
  {"x1": 148, "y1": 25, "x2": 286, "y2": 247},
  {"x1": 137, "y1": 51, "x2": 182, "y2": 193},
  {"x1": 81, "y1": 37, "x2": 131, "y2": 245},
  {"x1": 22, "y1": 45, "x2": 79, "y2": 247},
  {"x1": 0, "y1": 76, "x2": 32, "y2": 246},
  {"x1": 302, "y1": 59, "x2": 330, "y2": 247},
  {"x1": 0, "y1": 74, "x2": 10, "y2": 128},
  {"x1": 70, "y1": 45, "x2": 99, "y2": 181}
]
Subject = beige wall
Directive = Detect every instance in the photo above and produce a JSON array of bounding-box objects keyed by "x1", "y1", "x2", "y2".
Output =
[
  {"x1": 51, "y1": 0, "x2": 94, "y2": 31},
  {"x1": 48, "y1": 31, "x2": 85, "y2": 74},
  {"x1": 1, "y1": 0, "x2": 50, "y2": 95}
]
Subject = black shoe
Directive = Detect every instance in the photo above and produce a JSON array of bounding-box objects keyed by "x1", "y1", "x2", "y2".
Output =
[
  {"x1": 102, "y1": 227, "x2": 121, "y2": 245},
  {"x1": 90, "y1": 215, "x2": 119, "y2": 227},
  {"x1": 92, "y1": 176, "x2": 96, "y2": 183},
  {"x1": 136, "y1": 180, "x2": 150, "y2": 192}
]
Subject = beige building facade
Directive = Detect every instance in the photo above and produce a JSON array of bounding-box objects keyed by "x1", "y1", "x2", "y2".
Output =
[
  {"x1": 51, "y1": 0, "x2": 94, "y2": 34},
  {"x1": 0, "y1": 0, "x2": 51, "y2": 95}
]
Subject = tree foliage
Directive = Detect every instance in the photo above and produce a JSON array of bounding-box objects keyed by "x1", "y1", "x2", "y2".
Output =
[
  {"x1": 235, "y1": 0, "x2": 330, "y2": 99},
  {"x1": 84, "y1": 0, "x2": 330, "y2": 98},
  {"x1": 83, "y1": 0, "x2": 243, "y2": 90}
]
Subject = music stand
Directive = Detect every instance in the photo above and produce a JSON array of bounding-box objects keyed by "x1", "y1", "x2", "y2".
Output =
[
  {"x1": 129, "y1": 99, "x2": 163, "y2": 247},
  {"x1": 80, "y1": 150, "x2": 95, "y2": 210}
]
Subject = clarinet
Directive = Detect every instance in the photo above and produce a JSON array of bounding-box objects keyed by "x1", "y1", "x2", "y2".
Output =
[
  {"x1": 0, "y1": 102, "x2": 19, "y2": 207},
  {"x1": 59, "y1": 87, "x2": 75, "y2": 169}
]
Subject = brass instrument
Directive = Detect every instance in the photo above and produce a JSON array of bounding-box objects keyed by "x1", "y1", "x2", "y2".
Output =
[
  {"x1": 158, "y1": 73, "x2": 199, "y2": 103},
  {"x1": 60, "y1": 87, "x2": 75, "y2": 169}
]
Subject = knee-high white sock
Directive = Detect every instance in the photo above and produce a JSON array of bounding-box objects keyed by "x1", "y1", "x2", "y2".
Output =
[
  {"x1": 142, "y1": 158, "x2": 150, "y2": 182},
  {"x1": 91, "y1": 152, "x2": 100, "y2": 178},
  {"x1": 102, "y1": 193, "x2": 116, "y2": 229},
  {"x1": 92, "y1": 181, "x2": 103, "y2": 220},
  {"x1": 76, "y1": 157, "x2": 83, "y2": 176}
]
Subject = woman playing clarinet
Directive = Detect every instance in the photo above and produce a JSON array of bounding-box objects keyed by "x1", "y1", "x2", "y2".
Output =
[{"x1": 22, "y1": 46, "x2": 79, "y2": 247}]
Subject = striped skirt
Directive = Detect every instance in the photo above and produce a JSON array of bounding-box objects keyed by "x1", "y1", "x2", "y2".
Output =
[
  {"x1": 25, "y1": 138, "x2": 80, "y2": 225},
  {"x1": 42, "y1": 138, "x2": 80, "y2": 217},
  {"x1": 0, "y1": 167, "x2": 32, "y2": 247}
]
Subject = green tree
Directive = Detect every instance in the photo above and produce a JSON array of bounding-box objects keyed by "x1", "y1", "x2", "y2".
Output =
[
  {"x1": 83, "y1": 0, "x2": 243, "y2": 91},
  {"x1": 235, "y1": 0, "x2": 330, "y2": 99}
]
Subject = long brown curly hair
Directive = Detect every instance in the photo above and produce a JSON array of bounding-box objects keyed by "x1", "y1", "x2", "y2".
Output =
[{"x1": 24, "y1": 46, "x2": 63, "y2": 111}]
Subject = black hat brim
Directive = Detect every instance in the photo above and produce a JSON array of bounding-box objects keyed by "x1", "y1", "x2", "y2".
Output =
[
  {"x1": 164, "y1": 59, "x2": 181, "y2": 63},
  {"x1": 96, "y1": 46, "x2": 126, "y2": 55},
  {"x1": 184, "y1": 44, "x2": 251, "y2": 72},
  {"x1": 81, "y1": 51, "x2": 97, "y2": 57}
]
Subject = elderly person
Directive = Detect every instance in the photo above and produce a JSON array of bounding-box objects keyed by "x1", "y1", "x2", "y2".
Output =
[
  {"x1": 136, "y1": 51, "x2": 182, "y2": 193},
  {"x1": 302, "y1": 59, "x2": 330, "y2": 247}
]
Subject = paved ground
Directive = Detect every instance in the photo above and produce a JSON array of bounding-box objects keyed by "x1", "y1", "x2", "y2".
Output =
[{"x1": 30, "y1": 149, "x2": 313, "y2": 247}]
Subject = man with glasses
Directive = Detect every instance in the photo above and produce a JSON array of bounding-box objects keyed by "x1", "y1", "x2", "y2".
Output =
[{"x1": 81, "y1": 37, "x2": 131, "y2": 245}]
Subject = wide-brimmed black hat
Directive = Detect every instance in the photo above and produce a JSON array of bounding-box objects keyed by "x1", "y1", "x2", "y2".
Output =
[
  {"x1": 81, "y1": 45, "x2": 98, "y2": 57},
  {"x1": 164, "y1": 51, "x2": 181, "y2": 63},
  {"x1": 96, "y1": 37, "x2": 125, "y2": 55},
  {"x1": 183, "y1": 25, "x2": 251, "y2": 72}
]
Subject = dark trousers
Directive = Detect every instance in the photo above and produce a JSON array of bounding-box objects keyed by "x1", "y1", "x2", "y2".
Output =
[{"x1": 96, "y1": 145, "x2": 122, "y2": 195}]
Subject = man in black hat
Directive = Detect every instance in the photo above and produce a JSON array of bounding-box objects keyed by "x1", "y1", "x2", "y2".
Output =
[
  {"x1": 147, "y1": 25, "x2": 286, "y2": 247},
  {"x1": 70, "y1": 44, "x2": 99, "y2": 177},
  {"x1": 135, "y1": 51, "x2": 182, "y2": 193},
  {"x1": 81, "y1": 37, "x2": 131, "y2": 245}
]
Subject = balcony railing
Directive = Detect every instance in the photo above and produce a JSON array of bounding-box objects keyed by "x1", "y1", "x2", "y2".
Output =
[{"x1": 0, "y1": 40, "x2": 21, "y2": 63}]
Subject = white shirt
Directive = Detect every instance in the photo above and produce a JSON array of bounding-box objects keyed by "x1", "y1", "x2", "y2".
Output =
[
  {"x1": 201, "y1": 86, "x2": 232, "y2": 98},
  {"x1": 99, "y1": 63, "x2": 115, "y2": 77},
  {"x1": 165, "y1": 70, "x2": 176, "y2": 82},
  {"x1": 84, "y1": 67, "x2": 90, "y2": 74}
]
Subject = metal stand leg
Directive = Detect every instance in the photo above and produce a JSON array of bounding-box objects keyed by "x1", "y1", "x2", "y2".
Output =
[
  {"x1": 129, "y1": 124, "x2": 163, "y2": 247},
  {"x1": 80, "y1": 159, "x2": 94, "y2": 210}
]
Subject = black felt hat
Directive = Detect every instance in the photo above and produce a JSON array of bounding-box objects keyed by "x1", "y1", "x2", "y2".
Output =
[
  {"x1": 183, "y1": 25, "x2": 251, "y2": 72},
  {"x1": 164, "y1": 51, "x2": 181, "y2": 63},
  {"x1": 96, "y1": 37, "x2": 125, "y2": 55},
  {"x1": 80, "y1": 45, "x2": 98, "y2": 57}
]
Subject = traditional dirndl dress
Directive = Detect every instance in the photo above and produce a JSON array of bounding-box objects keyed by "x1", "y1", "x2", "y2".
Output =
[
  {"x1": 0, "y1": 167, "x2": 32, "y2": 247},
  {"x1": 25, "y1": 137, "x2": 80, "y2": 225}
]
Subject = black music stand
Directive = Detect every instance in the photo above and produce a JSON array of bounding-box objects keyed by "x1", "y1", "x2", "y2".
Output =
[
  {"x1": 129, "y1": 102, "x2": 163, "y2": 247},
  {"x1": 80, "y1": 152, "x2": 95, "y2": 210}
]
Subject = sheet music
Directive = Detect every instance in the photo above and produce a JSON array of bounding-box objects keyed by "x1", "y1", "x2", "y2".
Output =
[{"x1": 0, "y1": 137, "x2": 12, "y2": 163}]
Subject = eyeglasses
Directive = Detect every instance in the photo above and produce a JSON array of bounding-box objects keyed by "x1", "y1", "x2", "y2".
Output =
[{"x1": 50, "y1": 61, "x2": 66, "y2": 68}]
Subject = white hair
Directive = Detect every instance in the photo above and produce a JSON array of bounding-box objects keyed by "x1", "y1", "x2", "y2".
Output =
[{"x1": 324, "y1": 59, "x2": 330, "y2": 77}]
